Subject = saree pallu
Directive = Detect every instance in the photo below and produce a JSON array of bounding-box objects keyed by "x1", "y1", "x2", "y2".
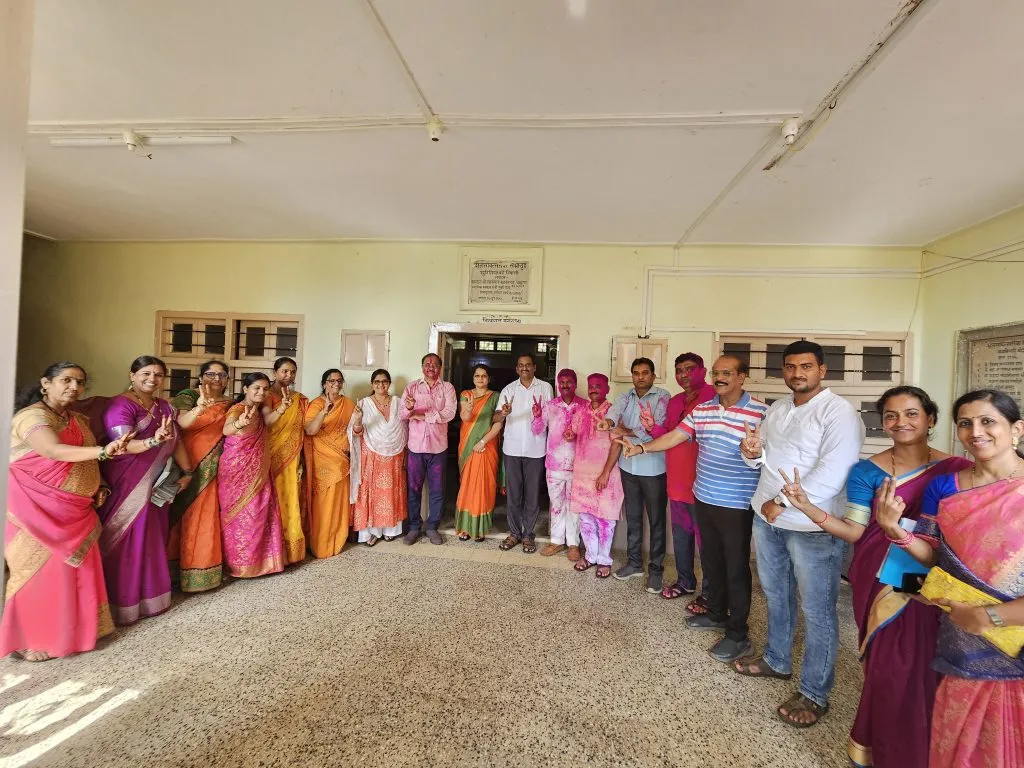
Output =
[
  {"x1": 99, "y1": 395, "x2": 177, "y2": 625},
  {"x1": 217, "y1": 405, "x2": 285, "y2": 578},
  {"x1": 455, "y1": 391, "x2": 499, "y2": 538},
  {"x1": 1, "y1": 407, "x2": 113, "y2": 657},
  {"x1": 303, "y1": 397, "x2": 354, "y2": 558},
  {"x1": 168, "y1": 391, "x2": 230, "y2": 592},
  {"x1": 568, "y1": 401, "x2": 623, "y2": 522},
  {"x1": 917, "y1": 475, "x2": 1024, "y2": 768},
  {"x1": 350, "y1": 395, "x2": 407, "y2": 537},
  {"x1": 267, "y1": 390, "x2": 308, "y2": 564},
  {"x1": 844, "y1": 456, "x2": 971, "y2": 768}
]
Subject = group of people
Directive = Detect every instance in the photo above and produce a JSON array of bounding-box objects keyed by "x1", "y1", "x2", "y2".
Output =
[{"x1": 2, "y1": 341, "x2": 1023, "y2": 768}]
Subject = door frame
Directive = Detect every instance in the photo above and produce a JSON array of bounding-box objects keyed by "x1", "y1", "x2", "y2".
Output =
[{"x1": 429, "y1": 322, "x2": 571, "y2": 378}]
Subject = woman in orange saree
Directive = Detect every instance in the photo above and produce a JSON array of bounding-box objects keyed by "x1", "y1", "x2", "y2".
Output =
[
  {"x1": 454, "y1": 365, "x2": 502, "y2": 542},
  {"x1": 303, "y1": 369, "x2": 355, "y2": 558},
  {"x1": 263, "y1": 356, "x2": 308, "y2": 564},
  {"x1": 1, "y1": 362, "x2": 131, "y2": 660},
  {"x1": 168, "y1": 360, "x2": 233, "y2": 592}
]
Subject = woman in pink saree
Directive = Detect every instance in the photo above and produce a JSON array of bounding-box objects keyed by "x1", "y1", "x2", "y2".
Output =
[
  {"x1": 218, "y1": 373, "x2": 285, "y2": 579},
  {"x1": 778, "y1": 386, "x2": 969, "y2": 762},
  {"x1": 100, "y1": 356, "x2": 189, "y2": 625},
  {"x1": 2, "y1": 362, "x2": 132, "y2": 660},
  {"x1": 882, "y1": 389, "x2": 1024, "y2": 768}
]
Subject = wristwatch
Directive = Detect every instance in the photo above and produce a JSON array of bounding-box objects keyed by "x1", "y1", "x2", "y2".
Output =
[
  {"x1": 773, "y1": 494, "x2": 788, "y2": 507},
  {"x1": 985, "y1": 606, "x2": 1006, "y2": 628}
]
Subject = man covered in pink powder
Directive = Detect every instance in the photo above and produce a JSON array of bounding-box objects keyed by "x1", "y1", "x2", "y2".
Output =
[
  {"x1": 568, "y1": 373, "x2": 624, "y2": 579},
  {"x1": 532, "y1": 368, "x2": 588, "y2": 560},
  {"x1": 642, "y1": 353, "x2": 716, "y2": 610}
]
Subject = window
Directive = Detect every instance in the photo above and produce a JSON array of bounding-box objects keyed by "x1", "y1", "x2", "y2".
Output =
[
  {"x1": 716, "y1": 333, "x2": 910, "y2": 456},
  {"x1": 537, "y1": 342, "x2": 548, "y2": 353},
  {"x1": 610, "y1": 337, "x2": 669, "y2": 383},
  {"x1": 477, "y1": 340, "x2": 495, "y2": 351},
  {"x1": 496, "y1": 341, "x2": 512, "y2": 352},
  {"x1": 451, "y1": 339, "x2": 467, "y2": 350},
  {"x1": 155, "y1": 312, "x2": 303, "y2": 398},
  {"x1": 340, "y1": 330, "x2": 389, "y2": 370}
]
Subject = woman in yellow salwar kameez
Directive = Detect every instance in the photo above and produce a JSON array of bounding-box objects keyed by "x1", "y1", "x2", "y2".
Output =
[
  {"x1": 303, "y1": 369, "x2": 355, "y2": 558},
  {"x1": 264, "y1": 357, "x2": 308, "y2": 564}
]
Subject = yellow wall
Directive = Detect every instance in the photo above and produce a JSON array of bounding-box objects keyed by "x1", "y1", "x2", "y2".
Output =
[
  {"x1": 920, "y1": 205, "x2": 1024, "y2": 445},
  {"x1": 17, "y1": 240, "x2": 922, "y2": 402}
]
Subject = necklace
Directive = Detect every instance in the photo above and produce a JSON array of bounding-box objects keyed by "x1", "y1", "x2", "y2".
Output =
[
  {"x1": 40, "y1": 398, "x2": 69, "y2": 423},
  {"x1": 891, "y1": 446, "x2": 931, "y2": 479},
  {"x1": 969, "y1": 457, "x2": 1024, "y2": 489},
  {"x1": 127, "y1": 389, "x2": 157, "y2": 417}
]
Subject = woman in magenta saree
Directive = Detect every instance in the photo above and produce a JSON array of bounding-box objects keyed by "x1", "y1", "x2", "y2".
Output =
[
  {"x1": 99, "y1": 356, "x2": 188, "y2": 625},
  {"x1": 777, "y1": 386, "x2": 968, "y2": 762},
  {"x1": 218, "y1": 373, "x2": 285, "y2": 579},
  {"x1": 2, "y1": 362, "x2": 132, "y2": 660}
]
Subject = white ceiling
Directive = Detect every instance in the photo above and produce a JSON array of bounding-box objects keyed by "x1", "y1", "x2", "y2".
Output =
[{"x1": 22, "y1": 0, "x2": 1024, "y2": 245}]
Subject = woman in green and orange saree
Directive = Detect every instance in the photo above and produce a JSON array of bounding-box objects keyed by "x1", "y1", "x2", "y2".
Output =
[{"x1": 454, "y1": 365, "x2": 502, "y2": 542}]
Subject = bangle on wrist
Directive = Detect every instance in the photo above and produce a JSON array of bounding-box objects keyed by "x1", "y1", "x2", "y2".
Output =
[
  {"x1": 815, "y1": 512, "x2": 829, "y2": 527},
  {"x1": 98, "y1": 446, "x2": 108, "y2": 461},
  {"x1": 639, "y1": 443, "x2": 646, "y2": 454}
]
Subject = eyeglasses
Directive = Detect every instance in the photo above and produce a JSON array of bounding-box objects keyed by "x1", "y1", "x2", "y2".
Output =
[
  {"x1": 203, "y1": 372, "x2": 228, "y2": 379},
  {"x1": 372, "y1": 380, "x2": 390, "y2": 386},
  {"x1": 325, "y1": 378, "x2": 344, "y2": 384}
]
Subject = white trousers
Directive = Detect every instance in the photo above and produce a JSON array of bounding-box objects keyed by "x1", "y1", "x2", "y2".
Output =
[{"x1": 547, "y1": 473, "x2": 579, "y2": 546}]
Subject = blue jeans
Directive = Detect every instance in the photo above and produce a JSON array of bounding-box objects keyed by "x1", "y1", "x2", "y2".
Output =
[{"x1": 753, "y1": 515, "x2": 845, "y2": 707}]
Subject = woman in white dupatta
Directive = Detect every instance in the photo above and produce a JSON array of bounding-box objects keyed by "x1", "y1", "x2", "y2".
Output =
[{"x1": 349, "y1": 369, "x2": 409, "y2": 546}]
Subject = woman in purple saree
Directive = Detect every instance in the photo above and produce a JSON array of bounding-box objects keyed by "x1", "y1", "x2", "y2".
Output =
[
  {"x1": 100, "y1": 356, "x2": 193, "y2": 625},
  {"x1": 777, "y1": 386, "x2": 969, "y2": 763}
]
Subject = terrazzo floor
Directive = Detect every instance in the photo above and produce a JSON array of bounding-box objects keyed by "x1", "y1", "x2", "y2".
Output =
[{"x1": 0, "y1": 538, "x2": 862, "y2": 768}]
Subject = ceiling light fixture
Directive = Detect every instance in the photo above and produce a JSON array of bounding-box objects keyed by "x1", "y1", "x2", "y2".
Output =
[{"x1": 49, "y1": 134, "x2": 234, "y2": 148}]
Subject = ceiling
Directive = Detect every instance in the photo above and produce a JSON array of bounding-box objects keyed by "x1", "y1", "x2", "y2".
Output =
[{"x1": 22, "y1": 0, "x2": 1024, "y2": 245}]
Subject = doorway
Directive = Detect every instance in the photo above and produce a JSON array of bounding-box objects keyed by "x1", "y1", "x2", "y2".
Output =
[{"x1": 434, "y1": 328, "x2": 564, "y2": 537}]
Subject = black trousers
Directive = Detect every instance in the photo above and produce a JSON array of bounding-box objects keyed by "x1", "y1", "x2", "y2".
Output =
[
  {"x1": 504, "y1": 455, "x2": 545, "y2": 539},
  {"x1": 621, "y1": 470, "x2": 667, "y2": 574},
  {"x1": 695, "y1": 499, "x2": 754, "y2": 642}
]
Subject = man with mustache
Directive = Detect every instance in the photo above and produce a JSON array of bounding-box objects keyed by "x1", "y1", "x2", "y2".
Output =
[
  {"x1": 734, "y1": 339, "x2": 863, "y2": 728},
  {"x1": 597, "y1": 357, "x2": 671, "y2": 593},
  {"x1": 620, "y1": 354, "x2": 767, "y2": 663},
  {"x1": 493, "y1": 354, "x2": 554, "y2": 554},
  {"x1": 532, "y1": 369, "x2": 587, "y2": 560}
]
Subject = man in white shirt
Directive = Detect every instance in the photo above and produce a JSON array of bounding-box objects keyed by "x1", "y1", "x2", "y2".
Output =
[
  {"x1": 733, "y1": 340, "x2": 864, "y2": 728},
  {"x1": 493, "y1": 354, "x2": 554, "y2": 554}
]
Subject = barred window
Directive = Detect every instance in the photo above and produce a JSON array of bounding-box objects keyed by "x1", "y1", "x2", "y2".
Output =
[
  {"x1": 716, "y1": 334, "x2": 909, "y2": 457},
  {"x1": 155, "y1": 312, "x2": 303, "y2": 398}
]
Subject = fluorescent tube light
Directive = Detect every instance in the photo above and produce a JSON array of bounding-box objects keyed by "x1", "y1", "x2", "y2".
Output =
[{"x1": 49, "y1": 135, "x2": 234, "y2": 148}]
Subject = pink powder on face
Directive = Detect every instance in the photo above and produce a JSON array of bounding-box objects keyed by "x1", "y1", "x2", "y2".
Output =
[{"x1": 587, "y1": 373, "x2": 610, "y2": 401}]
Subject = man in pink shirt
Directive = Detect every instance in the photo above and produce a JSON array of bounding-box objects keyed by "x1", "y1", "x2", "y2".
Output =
[
  {"x1": 646, "y1": 353, "x2": 716, "y2": 606},
  {"x1": 399, "y1": 353, "x2": 457, "y2": 545},
  {"x1": 533, "y1": 369, "x2": 588, "y2": 561}
]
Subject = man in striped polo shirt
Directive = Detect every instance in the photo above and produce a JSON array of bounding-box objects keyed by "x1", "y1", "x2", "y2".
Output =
[{"x1": 619, "y1": 354, "x2": 767, "y2": 663}]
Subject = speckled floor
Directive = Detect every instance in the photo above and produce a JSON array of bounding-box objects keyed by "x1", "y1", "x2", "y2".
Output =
[{"x1": 0, "y1": 540, "x2": 861, "y2": 768}]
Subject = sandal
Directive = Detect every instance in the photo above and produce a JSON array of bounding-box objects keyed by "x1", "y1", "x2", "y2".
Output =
[
  {"x1": 383, "y1": 535, "x2": 397, "y2": 542},
  {"x1": 364, "y1": 536, "x2": 380, "y2": 548},
  {"x1": 499, "y1": 535, "x2": 522, "y2": 551},
  {"x1": 458, "y1": 533, "x2": 471, "y2": 542},
  {"x1": 474, "y1": 536, "x2": 485, "y2": 543},
  {"x1": 574, "y1": 558, "x2": 595, "y2": 572},
  {"x1": 732, "y1": 656, "x2": 792, "y2": 680},
  {"x1": 685, "y1": 594, "x2": 710, "y2": 615},
  {"x1": 776, "y1": 694, "x2": 829, "y2": 728},
  {"x1": 661, "y1": 582, "x2": 694, "y2": 600},
  {"x1": 595, "y1": 565, "x2": 612, "y2": 579},
  {"x1": 522, "y1": 538, "x2": 537, "y2": 554}
]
